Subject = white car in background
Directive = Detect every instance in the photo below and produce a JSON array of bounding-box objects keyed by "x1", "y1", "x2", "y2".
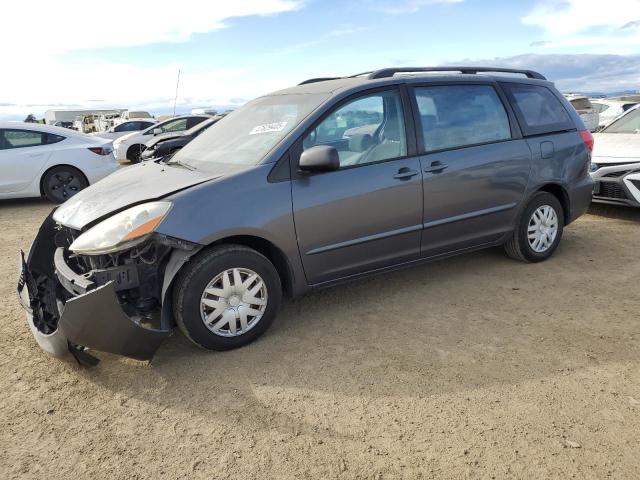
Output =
[
  {"x1": 92, "y1": 119, "x2": 157, "y2": 140},
  {"x1": 590, "y1": 99, "x2": 638, "y2": 129},
  {"x1": 113, "y1": 115, "x2": 211, "y2": 163},
  {"x1": 565, "y1": 95, "x2": 599, "y2": 132},
  {"x1": 0, "y1": 122, "x2": 118, "y2": 203},
  {"x1": 591, "y1": 104, "x2": 640, "y2": 207}
]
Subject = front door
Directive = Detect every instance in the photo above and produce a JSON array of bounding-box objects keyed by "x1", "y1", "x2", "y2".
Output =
[
  {"x1": 410, "y1": 83, "x2": 531, "y2": 257},
  {"x1": 292, "y1": 89, "x2": 423, "y2": 285}
]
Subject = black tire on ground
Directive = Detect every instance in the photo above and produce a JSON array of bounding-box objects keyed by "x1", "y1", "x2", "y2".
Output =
[
  {"x1": 505, "y1": 191, "x2": 564, "y2": 263},
  {"x1": 172, "y1": 244, "x2": 282, "y2": 351},
  {"x1": 42, "y1": 166, "x2": 88, "y2": 204},
  {"x1": 127, "y1": 144, "x2": 146, "y2": 163}
]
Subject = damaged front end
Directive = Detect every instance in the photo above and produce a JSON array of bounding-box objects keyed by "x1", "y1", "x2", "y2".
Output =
[{"x1": 17, "y1": 211, "x2": 200, "y2": 363}]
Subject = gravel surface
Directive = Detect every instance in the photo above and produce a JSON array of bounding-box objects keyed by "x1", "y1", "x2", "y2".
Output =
[{"x1": 1, "y1": 198, "x2": 639, "y2": 479}]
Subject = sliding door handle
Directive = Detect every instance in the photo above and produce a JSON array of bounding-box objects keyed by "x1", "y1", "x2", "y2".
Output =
[
  {"x1": 424, "y1": 161, "x2": 448, "y2": 174},
  {"x1": 393, "y1": 168, "x2": 419, "y2": 180}
]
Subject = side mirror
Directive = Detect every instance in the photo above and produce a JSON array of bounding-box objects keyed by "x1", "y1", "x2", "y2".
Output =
[
  {"x1": 299, "y1": 145, "x2": 340, "y2": 173},
  {"x1": 153, "y1": 128, "x2": 163, "y2": 135}
]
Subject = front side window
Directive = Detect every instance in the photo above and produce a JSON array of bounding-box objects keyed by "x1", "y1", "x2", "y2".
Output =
[
  {"x1": 602, "y1": 107, "x2": 640, "y2": 133},
  {"x1": 302, "y1": 90, "x2": 407, "y2": 167},
  {"x1": 0, "y1": 129, "x2": 48, "y2": 149},
  {"x1": 414, "y1": 85, "x2": 511, "y2": 152},
  {"x1": 502, "y1": 83, "x2": 572, "y2": 136},
  {"x1": 159, "y1": 118, "x2": 188, "y2": 133}
]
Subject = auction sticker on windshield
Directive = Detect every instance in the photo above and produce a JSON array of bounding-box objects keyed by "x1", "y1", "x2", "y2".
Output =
[{"x1": 249, "y1": 121, "x2": 288, "y2": 135}]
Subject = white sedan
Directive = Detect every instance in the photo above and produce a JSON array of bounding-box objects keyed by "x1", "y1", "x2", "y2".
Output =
[
  {"x1": 0, "y1": 122, "x2": 119, "y2": 203},
  {"x1": 92, "y1": 119, "x2": 157, "y2": 140},
  {"x1": 591, "y1": 105, "x2": 640, "y2": 207},
  {"x1": 113, "y1": 115, "x2": 211, "y2": 162}
]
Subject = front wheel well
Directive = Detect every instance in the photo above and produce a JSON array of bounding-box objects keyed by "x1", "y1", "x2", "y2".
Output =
[
  {"x1": 208, "y1": 235, "x2": 294, "y2": 297},
  {"x1": 39, "y1": 164, "x2": 89, "y2": 196},
  {"x1": 536, "y1": 183, "x2": 570, "y2": 225}
]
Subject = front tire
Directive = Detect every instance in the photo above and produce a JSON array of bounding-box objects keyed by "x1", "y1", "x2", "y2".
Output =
[
  {"x1": 173, "y1": 245, "x2": 282, "y2": 351},
  {"x1": 127, "y1": 144, "x2": 146, "y2": 163},
  {"x1": 505, "y1": 192, "x2": 564, "y2": 262},
  {"x1": 42, "y1": 166, "x2": 88, "y2": 203}
]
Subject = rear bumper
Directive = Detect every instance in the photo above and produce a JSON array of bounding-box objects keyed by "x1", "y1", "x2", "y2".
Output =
[
  {"x1": 567, "y1": 175, "x2": 595, "y2": 224},
  {"x1": 84, "y1": 159, "x2": 119, "y2": 183},
  {"x1": 17, "y1": 212, "x2": 172, "y2": 361}
]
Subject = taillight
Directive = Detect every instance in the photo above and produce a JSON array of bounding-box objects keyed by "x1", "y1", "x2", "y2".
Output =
[
  {"x1": 579, "y1": 130, "x2": 594, "y2": 152},
  {"x1": 88, "y1": 146, "x2": 113, "y2": 156}
]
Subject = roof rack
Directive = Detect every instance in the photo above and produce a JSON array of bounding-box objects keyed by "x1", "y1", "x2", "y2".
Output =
[
  {"x1": 298, "y1": 77, "x2": 342, "y2": 85},
  {"x1": 297, "y1": 67, "x2": 546, "y2": 86},
  {"x1": 368, "y1": 67, "x2": 546, "y2": 80}
]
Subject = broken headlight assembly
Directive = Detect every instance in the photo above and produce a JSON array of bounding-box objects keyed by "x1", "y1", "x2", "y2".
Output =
[{"x1": 68, "y1": 201, "x2": 172, "y2": 255}]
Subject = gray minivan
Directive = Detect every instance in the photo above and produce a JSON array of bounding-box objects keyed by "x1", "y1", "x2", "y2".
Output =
[{"x1": 18, "y1": 67, "x2": 594, "y2": 363}]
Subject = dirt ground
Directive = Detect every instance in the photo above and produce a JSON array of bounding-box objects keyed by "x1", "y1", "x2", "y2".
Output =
[{"x1": 1, "y1": 198, "x2": 639, "y2": 480}]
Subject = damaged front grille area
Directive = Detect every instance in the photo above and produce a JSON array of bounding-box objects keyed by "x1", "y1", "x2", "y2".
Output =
[{"x1": 54, "y1": 226, "x2": 175, "y2": 321}]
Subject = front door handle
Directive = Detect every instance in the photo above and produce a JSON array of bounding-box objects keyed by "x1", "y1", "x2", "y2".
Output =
[
  {"x1": 424, "y1": 161, "x2": 448, "y2": 174},
  {"x1": 393, "y1": 168, "x2": 419, "y2": 180}
]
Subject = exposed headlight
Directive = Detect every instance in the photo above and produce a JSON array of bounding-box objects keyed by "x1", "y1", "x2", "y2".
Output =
[
  {"x1": 589, "y1": 163, "x2": 600, "y2": 173},
  {"x1": 69, "y1": 201, "x2": 172, "y2": 255}
]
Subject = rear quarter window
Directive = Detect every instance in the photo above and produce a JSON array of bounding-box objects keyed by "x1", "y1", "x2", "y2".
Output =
[{"x1": 501, "y1": 83, "x2": 574, "y2": 136}]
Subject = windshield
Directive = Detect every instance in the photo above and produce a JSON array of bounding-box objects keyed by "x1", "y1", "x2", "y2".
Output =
[
  {"x1": 170, "y1": 93, "x2": 329, "y2": 170},
  {"x1": 603, "y1": 107, "x2": 640, "y2": 133}
]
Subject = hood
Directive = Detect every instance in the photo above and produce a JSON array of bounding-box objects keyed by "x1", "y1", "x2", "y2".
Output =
[
  {"x1": 146, "y1": 132, "x2": 185, "y2": 148},
  {"x1": 592, "y1": 133, "x2": 640, "y2": 163},
  {"x1": 54, "y1": 161, "x2": 220, "y2": 230}
]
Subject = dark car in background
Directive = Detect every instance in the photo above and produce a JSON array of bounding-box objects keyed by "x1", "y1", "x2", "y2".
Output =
[
  {"x1": 141, "y1": 116, "x2": 223, "y2": 161},
  {"x1": 18, "y1": 67, "x2": 594, "y2": 363}
]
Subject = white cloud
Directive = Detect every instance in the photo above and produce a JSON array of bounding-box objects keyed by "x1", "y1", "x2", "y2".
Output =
[
  {"x1": 3, "y1": 0, "x2": 302, "y2": 54},
  {"x1": 0, "y1": 0, "x2": 303, "y2": 119},
  {"x1": 447, "y1": 53, "x2": 640, "y2": 92},
  {"x1": 365, "y1": 0, "x2": 462, "y2": 15},
  {"x1": 523, "y1": 0, "x2": 640, "y2": 49}
]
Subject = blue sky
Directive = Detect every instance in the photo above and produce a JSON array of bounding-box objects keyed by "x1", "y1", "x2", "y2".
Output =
[{"x1": 2, "y1": 0, "x2": 639, "y2": 120}]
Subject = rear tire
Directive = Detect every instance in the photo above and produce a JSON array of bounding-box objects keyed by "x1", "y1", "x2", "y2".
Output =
[
  {"x1": 505, "y1": 192, "x2": 564, "y2": 263},
  {"x1": 42, "y1": 166, "x2": 88, "y2": 204},
  {"x1": 173, "y1": 245, "x2": 282, "y2": 351}
]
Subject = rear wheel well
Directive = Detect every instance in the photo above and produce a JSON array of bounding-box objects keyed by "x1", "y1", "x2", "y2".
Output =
[
  {"x1": 209, "y1": 236, "x2": 294, "y2": 297},
  {"x1": 536, "y1": 184, "x2": 570, "y2": 224},
  {"x1": 39, "y1": 164, "x2": 89, "y2": 196}
]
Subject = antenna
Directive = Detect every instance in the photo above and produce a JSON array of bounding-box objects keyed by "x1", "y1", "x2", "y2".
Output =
[{"x1": 172, "y1": 69, "x2": 181, "y2": 116}]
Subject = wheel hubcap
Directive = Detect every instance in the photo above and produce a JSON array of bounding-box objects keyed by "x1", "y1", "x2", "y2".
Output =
[
  {"x1": 527, "y1": 205, "x2": 558, "y2": 253},
  {"x1": 48, "y1": 172, "x2": 82, "y2": 200},
  {"x1": 200, "y1": 268, "x2": 268, "y2": 337}
]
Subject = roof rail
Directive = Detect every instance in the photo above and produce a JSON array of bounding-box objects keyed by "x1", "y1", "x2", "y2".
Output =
[
  {"x1": 298, "y1": 77, "x2": 342, "y2": 85},
  {"x1": 368, "y1": 67, "x2": 546, "y2": 80}
]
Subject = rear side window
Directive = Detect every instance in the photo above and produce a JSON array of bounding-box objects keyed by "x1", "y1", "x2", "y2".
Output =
[
  {"x1": 0, "y1": 129, "x2": 47, "y2": 149},
  {"x1": 413, "y1": 84, "x2": 511, "y2": 152},
  {"x1": 569, "y1": 98, "x2": 592, "y2": 111},
  {"x1": 186, "y1": 117, "x2": 207, "y2": 129},
  {"x1": 591, "y1": 103, "x2": 608, "y2": 114},
  {"x1": 502, "y1": 83, "x2": 573, "y2": 136}
]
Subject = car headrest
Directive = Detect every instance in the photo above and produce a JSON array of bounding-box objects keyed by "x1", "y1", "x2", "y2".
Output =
[{"x1": 349, "y1": 133, "x2": 374, "y2": 152}]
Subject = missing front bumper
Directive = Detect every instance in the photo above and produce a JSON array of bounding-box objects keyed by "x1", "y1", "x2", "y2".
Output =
[{"x1": 17, "y1": 211, "x2": 173, "y2": 362}]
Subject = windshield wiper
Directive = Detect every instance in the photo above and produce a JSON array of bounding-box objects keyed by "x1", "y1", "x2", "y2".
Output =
[{"x1": 166, "y1": 159, "x2": 196, "y2": 171}]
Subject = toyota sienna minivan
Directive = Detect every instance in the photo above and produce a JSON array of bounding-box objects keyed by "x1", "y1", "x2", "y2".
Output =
[{"x1": 18, "y1": 67, "x2": 594, "y2": 363}]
